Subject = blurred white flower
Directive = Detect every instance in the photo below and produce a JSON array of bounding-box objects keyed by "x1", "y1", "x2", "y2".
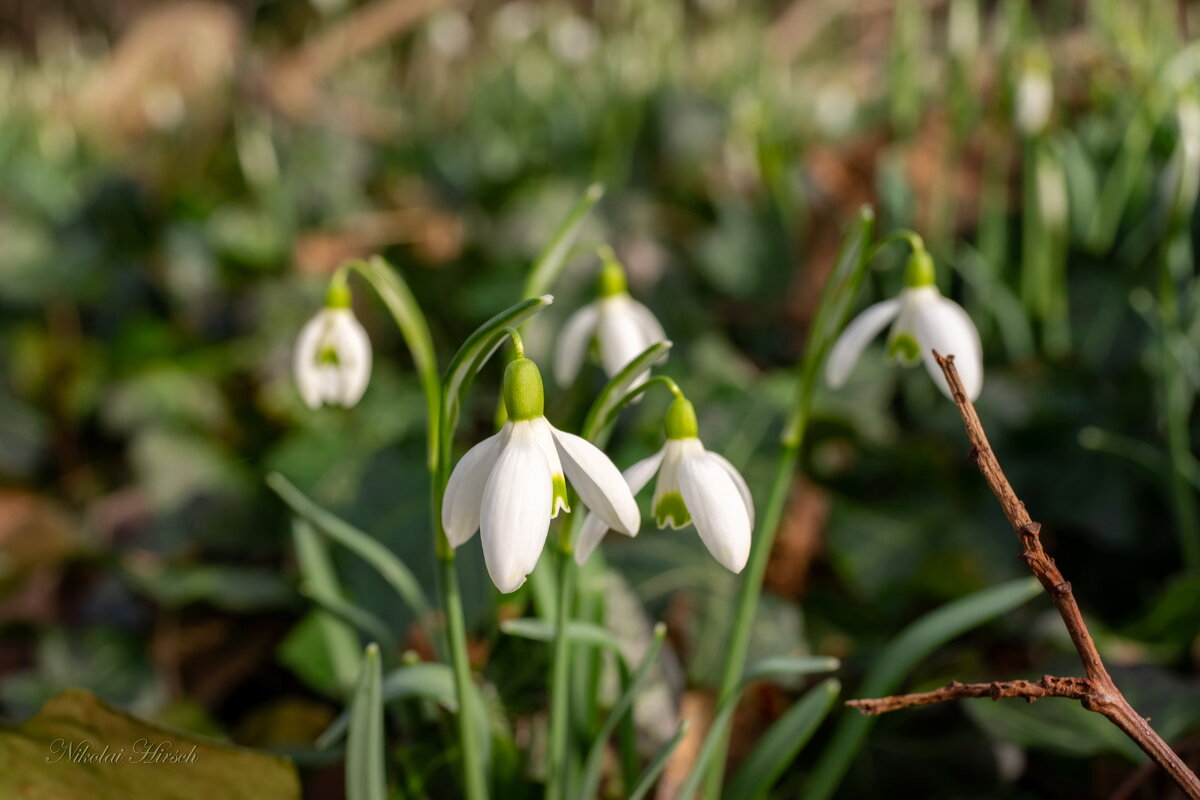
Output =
[
  {"x1": 1016, "y1": 60, "x2": 1052, "y2": 135},
  {"x1": 293, "y1": 289, "x2": 372, "y2": 409},
  {"x1": 825, "y1": 250, "x2": 983, "y2": 400},
  {"x1": 491, "y1": 1, "x2": 539, "y2": 45},
  {"x1": 556, "y1": 254, "x2": 666, "y2": 387},
  {"x1": 1166, "y1": 93, "x2": 1200, "y2": 218},
  {"x1": 443, "y1": 357, "x2": 639, "y2": 593},
  {"x1": 549, "y1": 14, "x2": 598, "y2": 64},
  {"x1": 428, "y1": 10, "x2": 472, "y2": 59},
  {"x1": 575, "y1": 396, "x2": 753, "y2": 573}
]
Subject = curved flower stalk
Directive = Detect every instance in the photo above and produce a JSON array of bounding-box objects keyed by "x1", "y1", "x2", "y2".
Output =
[
  {"x1": 825, "y1": 244, "x2": 983, "y2": 400},
  {"x1": 575, "y1": 391, "x2": 754, "y2": 573},
  {"x1": 555, "y1": 247, "x2": 666, "y2": 388},
  {"x1": 294, "y1": 279, "x2": 373, "y2": 409},
  {"x1": 442, "y1": 339, "x2": 639, "y2": 593}
]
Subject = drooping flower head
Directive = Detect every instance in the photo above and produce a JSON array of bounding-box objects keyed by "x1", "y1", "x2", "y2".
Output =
[
  {"x1": 825, "y1": 246, "x2": 983, "y2": 401},
  {"x1": 556, "y1": 249, "x2": 667, "y2": 388},
  {"x1": 575, "y1": 394, "x2": 754, "y2": 573},
  {"x1": 442, "y1": 352, "x2": 640, "y2": 593},
  {"x1": 294, "y1": 281, "x2": 373, "y2": 409}
]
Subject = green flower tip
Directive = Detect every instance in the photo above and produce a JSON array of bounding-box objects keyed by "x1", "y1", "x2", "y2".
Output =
[
  {"x1": 597, "y1": 253, "x2": 628, "y2": 298},
  {"x1": 502, "y1": 357, "x2": 545, "y2": 421},
  {"x1": 903, "y1": 248, "x2": 936, "y2": 288},
  {"x1": 325, "y1": 282, "x2": 352, "y2": 309},
  {"x1": 664, "y1": 396, "x2": 698, "y2": 440}
]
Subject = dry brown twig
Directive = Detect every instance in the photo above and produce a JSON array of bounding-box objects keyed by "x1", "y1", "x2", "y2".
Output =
[{"x1": 846, "y1": 352, "x2": 1200, "y2": 799}]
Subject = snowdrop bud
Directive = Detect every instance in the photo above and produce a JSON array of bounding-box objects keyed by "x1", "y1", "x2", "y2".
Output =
[{"x1": 502, "y1": 357, "x2": 545, "y2": 421}]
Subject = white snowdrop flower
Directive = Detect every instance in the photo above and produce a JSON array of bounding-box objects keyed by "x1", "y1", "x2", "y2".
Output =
[
  {"x1": 442, "y1": 356, "x2": 640, "y2": 593},
  {"x1": 555, "y1": 254, "x2": 667, "y2": 387},
  {"x1": 574, "y1": 396, "x2": 754, "y2": 573},
  {"x1": 1015, "y1": 58, "x2": 1052, "y2": 136},
  {"x1": 293, "y1": 283, "x2": 372, "y2": 409},
  {"x1": 825, "y1": 248, "x2": 983, "y2": 401}
]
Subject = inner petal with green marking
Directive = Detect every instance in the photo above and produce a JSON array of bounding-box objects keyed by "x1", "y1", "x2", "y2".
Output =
[
  {"x1": 654, "y1": 492, "x2": 691, "y2": 529},
  {"x1": 551, "y1": 473, "x2": 570, "y2": 517},
  {"x1": 886, "y1": 331, "x2": 921, "y2": 365},
  {"x1": 317, "y1": 345, "x2": 341, "y2": 365}
]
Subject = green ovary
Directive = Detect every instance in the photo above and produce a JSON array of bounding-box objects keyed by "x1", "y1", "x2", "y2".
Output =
[{"x1": 654, "y1": 492, "x2": 691, "y2": 528}]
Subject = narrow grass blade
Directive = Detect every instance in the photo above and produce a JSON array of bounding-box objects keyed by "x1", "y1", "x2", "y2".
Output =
[
  {"x1": 577, "y1": 623, "x2": 667, "y2": 800},
  {"x1": 268, "y1": 473, "x2": 432, "y2": 625},
  {"x1": 500, "y1": 617, "x2": 623, "y2": 656},
  {"x1": 676, "y1": 657, "x2": 840, "y2": 800},
  {"x1": 292, "y1": 518, "x2": 361, "y2": 694},
  {"x1": 523, "y1": 183, "x2": 605, "y2": 297},
  {"x1": 349, "y1": 256, "x2": 441, "y2": 470},
  {"x1": 801, "y1": 577, "x2": 1042, "y2": 800},
  {"x1": 627, "y1": 721, "x2": 689, "y2": 800},
  {"x1": 725, "y1": 678, "x2": 841, "y2": 800},
  {"x1": 317, "y1": 662, "x2": 458, "y2": 749},
  {"x1": 346, "y1": 643, "x2": 386, "y2": 800},
  {"x1": 784, "y1": 205, "x2": 875, "y2": 445}
]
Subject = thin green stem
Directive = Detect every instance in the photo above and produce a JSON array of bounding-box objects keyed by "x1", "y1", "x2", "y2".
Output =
[
  {"x1": 435, "y1": 412, "x2": 487, "y2": 798},
  {"x1": 701, "y1": 439, "x2": 801, "y2": 799},
  {"x1": 702, "y1": 206, "x2": 874, "y2": 797},
  {"x1": 439, "y1": 552, "x2": 488, "y2": 800},
  {"x1": 547, "y1": 515, "x2": 579, "y2": 800}
]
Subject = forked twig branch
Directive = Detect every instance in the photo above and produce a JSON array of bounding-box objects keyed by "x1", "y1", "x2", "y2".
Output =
[{"x1": 848, "y1": 352, "x2": 1200, "y2": 799}]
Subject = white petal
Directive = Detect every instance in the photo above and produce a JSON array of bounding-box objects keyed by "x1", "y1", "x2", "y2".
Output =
[
  {"x1": 625, "y1": 297, "x2": 667, "y2": 345},
  {"x1": 597, "y1": 297, "x2": 651, "y2": 378},
  {"x1": 825, "y1": 298, "x2": 902, "y2": 388},
  {"x1": 555, "y1": 303, "x2": 600, "y2": 386},
  {"x1": 573, "y1": 513, "x2": 609, "y2": 565},
  {"x1": 623, "y1": 449, "x2": 665, "y2": 496},
  {"x1": 530, "y1": 417, "x2": 569, "y2": 516},
  {"x1": 550, "y1": 426, "x2": 640, "y2": 536},
  {"x1": 914, "y1": 294, "x2": 984, "y2": 400},
  {"x1": 572, "y1": 448, "x2": 663, "y2": 566},
  {"x1": 442, "y1": 424, "x2": 510, "y2": 547},
  {"x1": 293, "y1": 312, "x2": 329, "y2": 409},
  {"x1": 705, "y1": 452, "x2": 754, "y2": 529},
  {"x1": 480, "y1": 423, "x2": 552, "y2": 593},
  {"x1": 330, "y1": 310, "x2": 372, "y2": 406},
  {"x1": 678, "y1": 453, "x2": 752, "y2": 573}
]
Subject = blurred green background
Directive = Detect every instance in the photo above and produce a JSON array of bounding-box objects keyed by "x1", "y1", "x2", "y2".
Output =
[{"x1": 1, "y1": 0, "x2": 1199, "y2": 797}]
